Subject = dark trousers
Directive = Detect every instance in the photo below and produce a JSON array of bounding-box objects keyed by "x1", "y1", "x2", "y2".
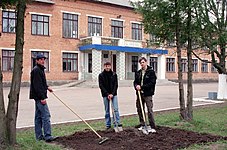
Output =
[{"x1": 136, "y1": 94, "x2": 156, "y2": 129}]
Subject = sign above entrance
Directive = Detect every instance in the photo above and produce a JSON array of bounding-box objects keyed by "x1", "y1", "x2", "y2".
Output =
[{"x1": 79, "y1": 44, "x2": 168, "y2": 54}]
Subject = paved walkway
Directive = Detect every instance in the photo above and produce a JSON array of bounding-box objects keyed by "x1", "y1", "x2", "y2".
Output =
[{"x1": 2, "y1": 82, "x2": 222, "y2": 128}]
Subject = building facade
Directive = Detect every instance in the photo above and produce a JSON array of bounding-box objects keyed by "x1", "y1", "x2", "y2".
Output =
[{"x1": 0, "y1": 0, "x2": 220, "y2": 82}]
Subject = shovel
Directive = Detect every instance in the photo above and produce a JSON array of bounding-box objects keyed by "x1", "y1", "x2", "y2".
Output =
[
  {"x1": 110, "y1": 99, "x2": 123, "y2": 132},
  {"x1": 137, "y1": 91, "x2": 149, "y2": 135}
]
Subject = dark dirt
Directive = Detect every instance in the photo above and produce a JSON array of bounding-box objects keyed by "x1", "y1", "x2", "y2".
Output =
[{"x1": 55, "y1": 126, "x2": 227, "y2": 150}]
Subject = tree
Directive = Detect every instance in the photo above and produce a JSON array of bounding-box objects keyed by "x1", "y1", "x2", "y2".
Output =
[
  {"x1": 132, "y1": 0, "x2": 195, "y2": 120},
  {"x1": 194, "y1": 0, "x2": 227, "y2": 99},
  {"x1": 0, "y1": 0, "x2": 26, "y2": 147}
]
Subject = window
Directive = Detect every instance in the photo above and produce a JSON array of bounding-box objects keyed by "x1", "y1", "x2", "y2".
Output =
[
  {"x1": 192, "y1": 59, "x2": 198, "y2": 72},
  {"x1": 2, "y1": 50, "x2": 15, "y2": 71},
  {"x1": 111, "y1": 20, "x2": 123, "y2": 38},
  {"x1": 62, "y1": 53, "x2": 78, "y2": 72},
  {"x1": 150, "y1": 57, "x2": 158, "y2": 72},
  {"x1": 32, "y1": 14, "x2": 49, "y2": 35},
  {"x1": 181, "y1": 59, "x2": 187, "y2": 72},
  {"x1": 88, "y1": 16, "x2": 102, "y2": 36},
  {"x1": 211, "y1": 64, "x2": 217, "y2": 73},
  {"x1": 31, "y1": 51, "x2": 49, "y2": 71},
  {"x1": 166, "y1": 58, "x2": 175, "y2": 72},
  {"x1": 88, "y1": 53, "x2": 92, "y2": 73},
  {"x1": 63, "y1": 13, "x2": 78, "y2": 38},
  {"x1": 2, "y1": 10, "x2": 17, "y2": 33},
  {"x1": 103, "y1": 54, "x2": 108, "y2": 58},
  {"x1": 132, "y1": 56, "x2": 138, "y2": 72},
  {"x1": 132, "y1": 23, "x2": 142, "y2": 40},
  {"x1": 201, "y1": 61, "x2": 208, "y2": 73},
  {"x1": 149, "y1": 34, "x2": 159, "y2": 43}
]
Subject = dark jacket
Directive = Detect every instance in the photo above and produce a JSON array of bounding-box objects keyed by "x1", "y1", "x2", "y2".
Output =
[
  {"x1": 29, "y1": 64, "x2": 48, "y2": 100},
  {"x1": 98, "y1": 70, "x2": 118, "y2": 97},
  {"x1": 133, "y1": 65, "x2": 157, "y2": 96}
]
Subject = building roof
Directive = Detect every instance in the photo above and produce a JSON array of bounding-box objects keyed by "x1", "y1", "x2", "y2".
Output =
[
  {"x1": 95, "y1": 0, "x2": 133, "y2": 8},
  {"x1": 79, "y1": 44, "x2": 168, "y2": 54}
]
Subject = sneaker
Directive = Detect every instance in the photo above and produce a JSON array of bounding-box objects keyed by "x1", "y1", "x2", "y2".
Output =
[
  {"x1": 106, "y1": 126, "x2": 111, "y2": 130},
  {"x1": 138, "y1": 126, "x2": 143, "y2": 131},
  {"x1": 118, "y1": 124, "x2": 123, "y2": 127},
  {"x1": 148, "y1": 128, "x2": 156, "y2": 133},
  {"x1": 45, "y1": 136, "x2": 59, "y2": 142}
]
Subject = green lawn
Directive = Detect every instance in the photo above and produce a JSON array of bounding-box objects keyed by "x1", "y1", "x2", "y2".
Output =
[{"x1": 14, "y1": 103, "x2": 227, "y2": 150}]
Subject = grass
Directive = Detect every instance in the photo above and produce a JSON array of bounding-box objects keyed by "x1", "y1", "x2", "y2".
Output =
[{"x1": 14, "y1": 103, "x2": 227, "y2": 150}]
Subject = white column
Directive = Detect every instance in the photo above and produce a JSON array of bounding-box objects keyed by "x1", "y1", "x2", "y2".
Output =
[
  {"x1": 92, "y1": 49, "x2": 102, "y2": 81},
  {"x1": 116, "y1": 52, "x2": 126, "y2": 80},
  {"x1": 217, "y1": 74, "x2": 227, "y2": 99},
  {"x1": 157, "y1": 55, "x2": 166, "y2": 79}
]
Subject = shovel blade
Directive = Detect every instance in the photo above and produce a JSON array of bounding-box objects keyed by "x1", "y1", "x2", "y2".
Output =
[
  {"x1": 141, "y1": 128, "x2": 149, "y2": 135},
  {"x1": 114, "y1": 126, "x2": 123, "y2": 132}
]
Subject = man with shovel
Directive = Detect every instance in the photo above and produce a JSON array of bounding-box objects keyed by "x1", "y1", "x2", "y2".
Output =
[
  {"x1": 98, "y1": 62, "x2": 122, "y2": 131},
  {"x1": 133, "y1": 57, "x2": 157, "y2": 133}
]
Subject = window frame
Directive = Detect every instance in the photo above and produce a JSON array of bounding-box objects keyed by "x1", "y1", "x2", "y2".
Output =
[
  {"x1": 31, "y1": 14, "x2": 50, "y2": 36},
  {"x1": 181, "y1": 58, "x2": 187, "y2": 72},
  {"x1": 131, "y1": 23, "x2": 142, "y2": 40},
  {"x1": 192, "y1": 59, "x2": 198, "y2": 72},
  {"x1": 62, "y1": 13, "x2": 78, "y2": 39},
  {"x1": 132, "y1": 56, "x2": 138, "y2": 72},
  {"x1": 201, "y1": 60, "x2": 208, "y2": 73},
  {"x1": 88, "y1": 16, "x2": 102, "y2": 36},
  {"x1": 2, "y1": 49, "x2": 15, "y2": 72},
  {"x1": 62, "y1": 52, "x2": 78, "y2": 72},
  {"x1": 150, "y1": 57, "x2": 158, "y2": 72},
  {"x1": 2, "y1": 10, "x2": 17, "y2": 33},
  {"x1": 166, "y1": 58, "x2": 175, "y2": 72},
  {"x1": 111, "y1": 20, "x2": 123, "y2": 38}
]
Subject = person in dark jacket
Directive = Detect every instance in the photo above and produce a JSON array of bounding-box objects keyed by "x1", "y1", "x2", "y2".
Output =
[
  {"x1": 133, "y1": 57, "x2": 157, "y2": 133},
  {"x1": 30, "y1": 54, "x2": 58, "y2": 142},
  {"x1": 98, "y1": 62, "x2": 122, "y2": 129}
]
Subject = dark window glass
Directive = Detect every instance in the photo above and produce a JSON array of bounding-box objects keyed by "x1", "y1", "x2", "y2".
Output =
[
  {"x1": 166, "y1": 58, "x2": 175, "y2": 72},
  {"x1": 32, "y1": 14, "x2": 49, "y2": 35},
  {"x1": 62, "y1": 53, "x2": 78, "y2": 72},
  {"x1": 63, "y1": 13, "x2": 78, "y2": 38},
  {"x1": 111, "y1": 20, "x2": 123, "y2": 38},
  {"x1": 2, "y1": 50, "x2": 15, "y2": 71},
  {"x1": 132, "y1": 23, "x2": 142, "y2": 40},
  {"x1": 2, "y1": 10, "x2": 17, "y2": 33},
  {"x1": 132, "y1": 56, "x2": 138, "y2": 72},
  {"x1": 88, "y1": 16, "x2": 102, "y2": 36},
  {"x1": 88, "y1": 53, "x2": 92, "y2": 73},
  {"x1": 150, "y1": 57, "x2": 158, "y2": 72}
]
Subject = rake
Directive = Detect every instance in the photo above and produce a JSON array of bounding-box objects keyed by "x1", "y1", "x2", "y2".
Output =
[{"x1": 52, "y1": 92, "x2": 109, "y2": 144}]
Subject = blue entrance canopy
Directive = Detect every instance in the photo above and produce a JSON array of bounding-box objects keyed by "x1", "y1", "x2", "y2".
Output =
[{"x1": 79, "y1": 44, "x2": 168, "y2": 54}]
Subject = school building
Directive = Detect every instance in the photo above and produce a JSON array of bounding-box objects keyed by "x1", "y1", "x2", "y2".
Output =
[{"x1": 0, "y1": 0, "x2": 220, "y2": 83}]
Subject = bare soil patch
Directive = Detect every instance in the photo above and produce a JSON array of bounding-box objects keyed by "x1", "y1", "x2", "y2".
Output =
[{"x1": 55, "y1": 126, "x2": 227, "y2": 150}]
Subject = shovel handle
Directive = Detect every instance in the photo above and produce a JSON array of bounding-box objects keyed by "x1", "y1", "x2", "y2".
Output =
[{"x1": 138, "y1": 91, "x2": 147, "y2": 127}]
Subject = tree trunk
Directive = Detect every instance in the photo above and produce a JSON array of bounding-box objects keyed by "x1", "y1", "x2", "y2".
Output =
[
  {"x1": 175, "y1": 0, "x2": 186, "y2": 120},
  {"x1": 217, "y1": 74, "x2": 227, "y2": 99},
  {"x1": 6, "y1": 0, "x2": 26, "y2": 145},
  {"x1": 0, "y1": 71, "x2": 7, "y2": 148},
  {"x1": 186, "y1": 0, "x2": 193, "y2": 121}
]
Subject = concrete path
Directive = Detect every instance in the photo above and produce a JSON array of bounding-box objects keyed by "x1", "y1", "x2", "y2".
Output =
[{"x1": 2, "y1": 82, "x2": 222, "y2": 128}]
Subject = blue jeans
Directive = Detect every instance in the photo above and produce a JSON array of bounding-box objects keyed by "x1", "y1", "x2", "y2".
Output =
[
  {"x1": 103, "y1": 96, "x2": 121, "y2": 127},
  {"x1": 34, "y1": 100, "x2": 52, "y2": 140}
]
